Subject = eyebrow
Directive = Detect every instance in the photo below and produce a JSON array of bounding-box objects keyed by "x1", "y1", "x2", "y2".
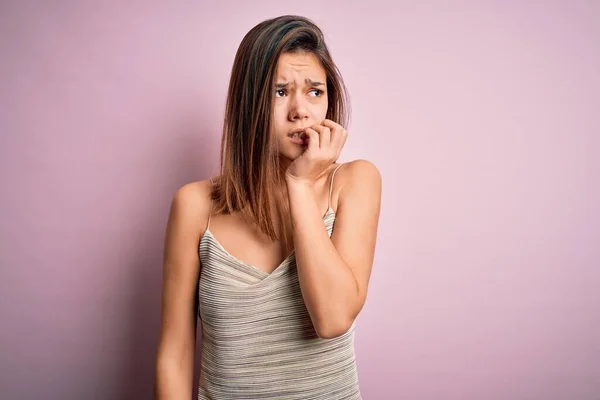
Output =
[{"x1": 275, "y1": 78, "x2": 325, "y2": 89}]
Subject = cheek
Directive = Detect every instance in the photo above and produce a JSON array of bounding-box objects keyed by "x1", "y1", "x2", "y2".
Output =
[
  {"x1": 315, "y1": 102, "x2": 328, "y2": 119},
  {"x1": 271, "y1": 106, "x2": 285, "y2": 134},
  {"x1": 318, "y1": 94, "x2": 328, "y2": 115}
]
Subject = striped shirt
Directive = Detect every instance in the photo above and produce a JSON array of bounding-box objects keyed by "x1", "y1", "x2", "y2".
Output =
[{"x1": 196, "y1": 163, "x2": 361, "y2": 399}]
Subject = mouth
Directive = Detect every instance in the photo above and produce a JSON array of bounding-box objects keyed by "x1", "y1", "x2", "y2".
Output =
[
  {"x1": 287, "y1": 128, "x2": 307, "y2": 140},
  {"x1": 287, "y1": 128, "x2": 307, "y2": 145}
]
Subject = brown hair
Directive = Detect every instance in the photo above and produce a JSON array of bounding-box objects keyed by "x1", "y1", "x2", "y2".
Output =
[{"x1": 210, "y1": 15, "x2": 350, "y2": 246}]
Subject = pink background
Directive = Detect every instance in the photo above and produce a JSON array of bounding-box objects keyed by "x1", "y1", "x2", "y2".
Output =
[{"x1": 1, "y1": 1, "x2": 599, "y2": 399}]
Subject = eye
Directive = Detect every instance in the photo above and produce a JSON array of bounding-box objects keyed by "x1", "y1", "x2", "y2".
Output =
[{"x1": 275, "y1": 88, "x2": 324, "y2": 98}]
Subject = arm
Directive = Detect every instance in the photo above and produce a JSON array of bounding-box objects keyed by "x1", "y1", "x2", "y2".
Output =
[
  {"x1": 155, "y1": 182, "x2": 207, "y2": 399},
  {"x1": 287, "y1": 159, "x2": 382, "y2": 339}
]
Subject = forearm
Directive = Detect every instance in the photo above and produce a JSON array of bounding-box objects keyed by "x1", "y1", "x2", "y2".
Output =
[{"x1": 286, "y1": 178, "x2": 359, "y2": 338}]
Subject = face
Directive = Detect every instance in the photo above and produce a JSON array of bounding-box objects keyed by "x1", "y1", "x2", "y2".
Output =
[{"x1": 270, "y1": 51, "x2": 328, "y2": 162}]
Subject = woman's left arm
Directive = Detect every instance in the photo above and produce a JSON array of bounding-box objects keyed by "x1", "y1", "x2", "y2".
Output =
[{"x1": 287, "y1": 159, "x2": 382, "y2": 339}]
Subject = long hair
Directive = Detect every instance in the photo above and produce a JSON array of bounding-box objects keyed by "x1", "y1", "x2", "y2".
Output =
[{"x1": 210, "y1": 15, "x2": 350, "y2": 244}]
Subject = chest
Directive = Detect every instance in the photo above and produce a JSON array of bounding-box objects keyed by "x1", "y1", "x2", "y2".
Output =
[{"x1": 201, "y1": 206, "x2": 335, "y2": 276}]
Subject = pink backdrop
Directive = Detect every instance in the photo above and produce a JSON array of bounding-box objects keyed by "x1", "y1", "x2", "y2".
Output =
[{"x1": 1, "y1": 1, "x2": 598, "y2": 399}]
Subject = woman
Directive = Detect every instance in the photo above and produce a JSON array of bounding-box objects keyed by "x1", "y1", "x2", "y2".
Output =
[{"x1": 155, "y1": 15, "x2": 382, "y2": 399}]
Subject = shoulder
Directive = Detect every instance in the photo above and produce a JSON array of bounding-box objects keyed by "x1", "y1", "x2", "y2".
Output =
[
  {"x1": 331, "y1": 160, "x2": 381, "y2": 211},
  {"x1": 167, "y1": 178, "x2": 215, "y2": 234},
  {"x1": 171, "y1": 179, "x2": 213, "y2": 207},
  {"x1": 341, "y1": 159, "x2": 381, "y2": 179},
  {"x1": 336, "y1": 159, "x2": 382, "y2": 192}
]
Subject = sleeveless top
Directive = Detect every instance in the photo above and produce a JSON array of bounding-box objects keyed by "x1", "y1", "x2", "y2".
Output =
[{"x1": 197, "y1": 163, "x2": 362, "y2": 399}]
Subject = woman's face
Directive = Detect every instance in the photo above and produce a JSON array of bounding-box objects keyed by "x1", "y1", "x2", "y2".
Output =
[{"x1": 271, "y1": 51, "x2": 328, "y2": 161}]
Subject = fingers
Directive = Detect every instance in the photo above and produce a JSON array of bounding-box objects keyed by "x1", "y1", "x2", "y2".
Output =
[
  {"x1": 303, "y1": 127, "x2": 320, "y2": 154},
  {"x1": 304, "y1": 119, "x2": 347, "y2": 159},
  {"x1": 320, "y1": 119, "x2": 347, "y2": 154},
  {"x1": 310, "y1": 124, "x2": 330, "y2": 149}
]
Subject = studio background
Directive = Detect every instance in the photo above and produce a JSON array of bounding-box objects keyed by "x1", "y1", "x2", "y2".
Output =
[{"x1": 1, "y1": 1, "x2": 598, "y2": 399}]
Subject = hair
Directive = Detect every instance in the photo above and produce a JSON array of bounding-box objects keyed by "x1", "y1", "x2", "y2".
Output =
[{"x1": 210, "y1": 15, "x2": 350, "y2": 246}]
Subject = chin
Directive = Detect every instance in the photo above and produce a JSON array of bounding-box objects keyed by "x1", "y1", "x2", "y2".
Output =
[
  {"x1": 279, "y1": 152, "x2": 297, "y2": 162},
  {"x1": 279, "y1": 147, "x2": 303, "y2": 161}
]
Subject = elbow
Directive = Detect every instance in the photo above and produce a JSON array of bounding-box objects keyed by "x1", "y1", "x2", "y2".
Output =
[
  {"x1": 313, "y1": 303, "x2": 359, "y2": 339},
  {"x1": 315, "y1": 318, "x2": 353, "y2": 339}
]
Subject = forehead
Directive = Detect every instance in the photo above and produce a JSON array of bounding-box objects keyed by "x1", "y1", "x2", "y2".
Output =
[{"x1": 275, "y1": 52, "x2": 326, "y2": 79}]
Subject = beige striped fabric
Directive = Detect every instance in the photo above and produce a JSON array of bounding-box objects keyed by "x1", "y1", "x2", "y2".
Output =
[{"x1": 196, "y1": 163, "x2": 361, "y2": 399}]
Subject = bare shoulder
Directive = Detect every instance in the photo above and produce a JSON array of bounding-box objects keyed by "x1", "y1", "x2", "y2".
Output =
[
  {"x1": 167, "y1": 179, "x2": 215, "y2": 237},
  {"x1": 328, "y1": 159, "x2": 381, "y2": 214},
  {"x1": 337, "y1": 158, "x2": 381, "y2": 179},
  {"x1": 336, "y1": 159, "x2": 381, "y2": 195}
]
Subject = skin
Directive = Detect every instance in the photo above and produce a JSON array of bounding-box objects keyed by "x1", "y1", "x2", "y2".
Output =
[{"x1": 154, "y1": 51, "x2": 382, "y2": 398}]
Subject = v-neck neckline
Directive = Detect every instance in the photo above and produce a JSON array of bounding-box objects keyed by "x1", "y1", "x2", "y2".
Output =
[{"x1": 200, "y1": 207, "x2": 335, "y2": 278}]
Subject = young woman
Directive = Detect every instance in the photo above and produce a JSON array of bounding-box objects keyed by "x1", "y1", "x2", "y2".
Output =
[{"x1": 155, "y1": 15, "x2": 382, "y2": 400}]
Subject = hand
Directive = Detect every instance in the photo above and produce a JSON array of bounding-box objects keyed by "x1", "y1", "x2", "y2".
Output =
[{"x1": 285, "y1": 119, "x2": 348, "y2": 185}]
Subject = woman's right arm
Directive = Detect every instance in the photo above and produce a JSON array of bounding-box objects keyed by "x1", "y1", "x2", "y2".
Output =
[{"x1": 155, "y1": 182, "x2": 208, "y2": 399}]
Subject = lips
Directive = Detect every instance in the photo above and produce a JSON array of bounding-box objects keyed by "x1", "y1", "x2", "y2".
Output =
[
  {"x1": 287, "y1": 128, "x2": 307, "y2": 145},
  {"x1": 288, "y1": 128, "x2": 307, "y2": 139}
]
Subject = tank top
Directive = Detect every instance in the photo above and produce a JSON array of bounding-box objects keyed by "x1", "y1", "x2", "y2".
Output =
[{"x1": 197, "y1": 163, "x2": 361, "y2": 399}]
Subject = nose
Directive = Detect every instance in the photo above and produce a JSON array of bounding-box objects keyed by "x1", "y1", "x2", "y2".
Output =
[{"x1": 287, "y1": 91, "x2": 309, "y2": 122}]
